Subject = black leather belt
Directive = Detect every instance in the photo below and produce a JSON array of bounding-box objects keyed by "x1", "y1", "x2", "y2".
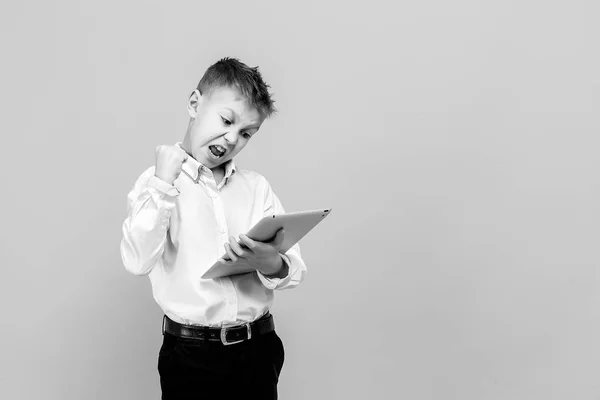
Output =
[{"x1": 162, "y1": 312, "x2": 275, "y2": 346}]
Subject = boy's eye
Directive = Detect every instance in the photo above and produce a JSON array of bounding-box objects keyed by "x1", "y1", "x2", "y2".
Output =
[
  {"x1": 242, "y1": 132, "x2": 251, "y2": 139},
  {"x1": 221, "y1": 116, "x2": 232, "y2": 126}
]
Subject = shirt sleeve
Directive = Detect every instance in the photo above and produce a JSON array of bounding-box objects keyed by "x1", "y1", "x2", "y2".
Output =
[
  {"x1": 120, "y1": 167, "x2": 179, "y2": 276},
  {"x1": 256, "y1": 176, "x2": 308, "y2": 290}
]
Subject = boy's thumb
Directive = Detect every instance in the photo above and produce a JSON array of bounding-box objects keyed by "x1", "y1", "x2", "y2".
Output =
[{"x1": 273, "y1": 228, "x2": 285, "y2": 247}]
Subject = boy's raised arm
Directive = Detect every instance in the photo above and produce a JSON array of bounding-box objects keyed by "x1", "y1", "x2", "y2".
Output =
[
  {"x1": 121, "y1": 146, "x2": 188, "y2": 275},
  {"x1": 120, "y1": 166, "x2": 179, "y2": 276}
]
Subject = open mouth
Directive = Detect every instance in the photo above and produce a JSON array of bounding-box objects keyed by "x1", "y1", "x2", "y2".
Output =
[{"x1": 208, "y1": 145, "x2": 226, "y2": 158}]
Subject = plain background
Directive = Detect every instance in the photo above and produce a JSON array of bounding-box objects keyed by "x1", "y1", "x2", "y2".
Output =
[{"x1": 1, "y1": 0, "x2": 599, "y2": 399}]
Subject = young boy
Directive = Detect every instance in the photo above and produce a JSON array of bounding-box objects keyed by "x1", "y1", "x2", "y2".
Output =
[{"x1": 120, "y1": 57, "x2": 307, "y2": 399}]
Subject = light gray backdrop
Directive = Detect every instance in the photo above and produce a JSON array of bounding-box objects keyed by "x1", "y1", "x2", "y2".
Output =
[{"x1": 1, "y1": 1, "x2": 599, "y2": 399}]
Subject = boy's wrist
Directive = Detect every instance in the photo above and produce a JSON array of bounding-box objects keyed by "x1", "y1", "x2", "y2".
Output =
[{"x1": 260, "y1": 254, "x2": 288, "y2": 279}]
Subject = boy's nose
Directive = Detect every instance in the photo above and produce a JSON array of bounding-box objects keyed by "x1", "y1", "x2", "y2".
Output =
[{"x1": 224, "y1": 131, "x2": 238, "y2": 145}]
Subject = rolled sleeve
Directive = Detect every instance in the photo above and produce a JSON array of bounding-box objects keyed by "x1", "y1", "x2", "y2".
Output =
[{"x1": 257, "y1": 253, "x2": 294, "y2": 290}]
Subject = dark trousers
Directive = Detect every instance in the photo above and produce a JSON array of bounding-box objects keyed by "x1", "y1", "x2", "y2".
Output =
[{"x1": 158, "y1": 328, "x2": 285, "y2": 399}]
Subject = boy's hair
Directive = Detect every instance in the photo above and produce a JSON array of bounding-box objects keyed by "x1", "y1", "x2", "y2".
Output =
[{"x1": 197, "y1": 57, "x2": 277, "y2": 118}]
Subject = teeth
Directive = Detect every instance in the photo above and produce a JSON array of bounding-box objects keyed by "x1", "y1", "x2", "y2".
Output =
[{"x1": 210, "y1": 145, "x2": 225, "y2": 158}]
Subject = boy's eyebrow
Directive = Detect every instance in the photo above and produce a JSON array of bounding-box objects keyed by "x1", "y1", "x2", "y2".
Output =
[{"x1": 223, "y1": 107, "x2": 261, "y2": 130}]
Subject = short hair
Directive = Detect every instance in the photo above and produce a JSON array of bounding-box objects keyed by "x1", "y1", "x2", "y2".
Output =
[{"x1": 197, "y1": 57, "x2": 277, "y2": 118}]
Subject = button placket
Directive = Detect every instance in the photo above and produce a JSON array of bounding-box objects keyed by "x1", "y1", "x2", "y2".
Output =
[
  {"x1": 200, "y1": 164, "x2": 238, "y2": 323},
  {"x1": 222, "y1": 279, "x2": 238, "y2": 322},
  {"x1": 212, "y1": 194, "x2": 227, "y2": 236}
]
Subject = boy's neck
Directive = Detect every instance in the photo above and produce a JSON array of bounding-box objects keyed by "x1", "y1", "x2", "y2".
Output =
[{"x1": 211, "y1": 164, "x2": 226, "y2": 185}]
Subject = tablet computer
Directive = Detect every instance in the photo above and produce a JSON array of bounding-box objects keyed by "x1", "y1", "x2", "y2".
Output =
[{"x1": 201, "y1": 208, "x2": 332, "y2": 279}]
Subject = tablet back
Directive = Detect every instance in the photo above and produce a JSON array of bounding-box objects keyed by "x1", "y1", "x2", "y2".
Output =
[{"x1": 248, "y1": 208, "x2": 332, "y2": 253}]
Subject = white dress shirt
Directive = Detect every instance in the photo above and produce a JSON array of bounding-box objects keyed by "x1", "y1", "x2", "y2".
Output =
[{"x1": 120, "y1": 144, "x2": 307, "y2": 327}]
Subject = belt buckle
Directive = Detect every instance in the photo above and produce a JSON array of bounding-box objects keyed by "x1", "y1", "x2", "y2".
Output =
[{"x1": 220, "y1": 323, "x2": 252, "y2": 346}]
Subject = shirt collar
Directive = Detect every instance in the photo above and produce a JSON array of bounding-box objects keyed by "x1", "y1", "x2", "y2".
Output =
[{"x1": 176, "y1": 142, "x2": 237, "y2": 184}]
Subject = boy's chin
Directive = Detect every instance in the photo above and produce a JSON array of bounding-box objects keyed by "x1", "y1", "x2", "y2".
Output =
[{"x1": 200, "y1": 154, "x2": 228, "y2": 170}]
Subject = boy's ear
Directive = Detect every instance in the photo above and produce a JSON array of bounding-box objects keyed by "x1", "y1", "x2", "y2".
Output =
[{"x1": 187, "y1": 89, "x2": 202, "y2": 118}]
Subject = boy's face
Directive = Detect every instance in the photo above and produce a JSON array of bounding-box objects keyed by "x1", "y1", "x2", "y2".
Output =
[{"x1": 182, "y1": 86, "x2": 265, "y2": 171}]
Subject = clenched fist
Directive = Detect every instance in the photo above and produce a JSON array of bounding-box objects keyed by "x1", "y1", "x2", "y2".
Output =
[{"x1": 154, "y1": 145, "x2": 189, "y2": 185}]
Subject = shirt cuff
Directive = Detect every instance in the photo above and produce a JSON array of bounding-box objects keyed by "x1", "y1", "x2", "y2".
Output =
[
  {"x1": 146, "y1": 175, "x2": 180, "y2": 197},
  {"x1": 257, "y1": 254, "x2": 292, "y2": 290}
]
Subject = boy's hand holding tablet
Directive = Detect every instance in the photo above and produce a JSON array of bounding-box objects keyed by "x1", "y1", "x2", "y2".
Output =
[
  {"x1": 219, "y1": 229, "x2": 288, "y2": 278},
  {"x1": 203, "y1": 209, "x2": 331, "y2": 280}
]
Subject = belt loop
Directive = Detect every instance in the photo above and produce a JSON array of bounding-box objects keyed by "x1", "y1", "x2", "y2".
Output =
[{"x1": 246, "y1": 322, "x2": 252, "y2": 341}]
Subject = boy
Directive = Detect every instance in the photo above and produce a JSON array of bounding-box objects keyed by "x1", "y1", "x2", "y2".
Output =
[{"x1": 120, "y1": 57, "x2": 307, "y2": 400}]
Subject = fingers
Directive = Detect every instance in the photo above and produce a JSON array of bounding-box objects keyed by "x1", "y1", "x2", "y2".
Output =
[
  {"x1": 179, "y1": 148, "x2": 189, "y2": 163},
  {"x1": 221, "y1": 232, "x2": 283, "y2": 266},
  {"x1": 228, "y1": 236, "x2": 247, "y2": 257},
  {"x1": 174, "y1": 146, "x2": 189, "y2": 164},
  {"x1": 223, "y1": 243, "x2": 238, "y2": 263},
  {"x1": 238, "y1": 234, "x2": 257, "y2": 250},
  {"x1": 245, "y1": 229, "x2": 284, "y2": 255}
]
